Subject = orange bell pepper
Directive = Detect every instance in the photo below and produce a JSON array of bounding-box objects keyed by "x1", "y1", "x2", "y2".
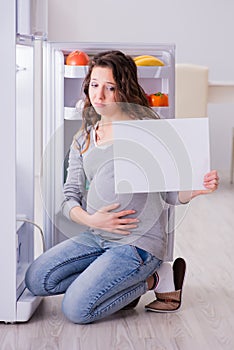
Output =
[{"x1": 149, "y1": 92, "x2": 169, "y2": 107}]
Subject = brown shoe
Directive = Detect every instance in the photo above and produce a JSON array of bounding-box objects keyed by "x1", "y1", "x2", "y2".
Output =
[{"x1": 145, "y1": 257, "x2": 186, "y2": 313}]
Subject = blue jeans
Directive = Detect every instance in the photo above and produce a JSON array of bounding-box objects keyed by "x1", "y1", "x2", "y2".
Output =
[{"x1": 25, "y1": 230, "x2": 161, "y2": 324}]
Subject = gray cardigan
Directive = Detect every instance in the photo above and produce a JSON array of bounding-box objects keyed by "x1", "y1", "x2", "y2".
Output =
[{"x1": 62, "y1": 126, "x2": 182, "y2": 260}]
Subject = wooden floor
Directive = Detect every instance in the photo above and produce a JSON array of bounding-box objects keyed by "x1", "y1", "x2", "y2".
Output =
[{"x1": 1, "y1": 171, "x2": 234, "y2": 350}]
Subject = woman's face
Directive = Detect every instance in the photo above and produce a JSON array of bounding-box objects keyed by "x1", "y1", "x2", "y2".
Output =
[{"x1": 88, "y1": 66, "x2": 121, "y2": 119}]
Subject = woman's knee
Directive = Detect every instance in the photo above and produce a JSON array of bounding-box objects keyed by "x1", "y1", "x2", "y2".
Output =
[
  {"x1": 62, "y1": 291, "x2": 93, "y2": 324},
  {"x1": 25, "y1": 258, "x2": 47, "y2": 296},
  {"x1": 25, "y1": 250, "x2": 59, "y2": 296}
]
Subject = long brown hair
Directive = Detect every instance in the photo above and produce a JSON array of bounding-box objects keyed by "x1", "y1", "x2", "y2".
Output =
[{"x1": 77, "y1": 50, "x2": 159, "y2": 152}]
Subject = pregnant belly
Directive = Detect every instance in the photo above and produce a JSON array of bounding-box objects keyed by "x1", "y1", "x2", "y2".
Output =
[
  {"x1": 85, "y1": 160, "x2": 163, "y2": 230},
  {"x1": 86, "y1": 174, "x2": 135, "y2": 214},
  {"x1": 86, "y1": 178, "x2": 163, "y2": 239}
]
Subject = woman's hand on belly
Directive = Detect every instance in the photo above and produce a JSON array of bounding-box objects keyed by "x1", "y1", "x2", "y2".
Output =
[{"x1": 88, "y1": 203, "x2": 139, "y2": 235}]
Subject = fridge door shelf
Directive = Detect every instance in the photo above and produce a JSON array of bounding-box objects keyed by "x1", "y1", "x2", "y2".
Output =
[
  {"x1": 16, "y1": 262, "x2": 28, "y2": 300},
  {"x1": 16, "y1": 219, "x2": 25, "y2": 232},
  {"x1": 16, "y1": 289, "x2": 42, "y2": 322},
  {"x1": 64, "y1": 64, "x2": 170, "y2": 79},
  {"x1": 16, "y1": 214, "x2": 28, "y2": 232}
]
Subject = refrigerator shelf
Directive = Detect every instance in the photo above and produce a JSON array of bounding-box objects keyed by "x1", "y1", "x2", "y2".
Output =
[
  {"x1": 64, "y1": 106, "x2": 170, "y2": 120},
  {"x1": 64, "y1": 65, "x2": 89, "y2": 78},
  {"x1": 152, "y1": 106, "x2": 170, "y2": 111},
  {"x1": 137, "y1": 66, "x2": 170, "y2": 79},
  {"x1": 64, "y1": 107, "x2": 82, "y2": 120},
  {"x1": 64, "y1": 64, "x2": 170, "y2": 79},
  {"x1": 152, "y1": 106, "x2": 171, "y2": 119}
]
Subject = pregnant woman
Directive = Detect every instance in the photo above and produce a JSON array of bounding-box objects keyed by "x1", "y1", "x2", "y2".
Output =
[{"x1": 25, "y1": 50, "x2": 219, "y2": 324}]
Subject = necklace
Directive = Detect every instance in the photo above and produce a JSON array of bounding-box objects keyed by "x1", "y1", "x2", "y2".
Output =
[
  {"x1": 96, "y1": 122, "x2": 105, "y2": 141},
  {"x1": 95, "y1": 121, "x2": 113, "y2": 144}
]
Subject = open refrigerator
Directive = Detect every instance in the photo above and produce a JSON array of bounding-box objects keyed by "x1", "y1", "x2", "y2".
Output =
[
  {"x1": 42, "y1": 42, "x2": 176, "y2": 257},
  {"x1": 0, "y1": 0, "x2": 175, "y2": 323}
]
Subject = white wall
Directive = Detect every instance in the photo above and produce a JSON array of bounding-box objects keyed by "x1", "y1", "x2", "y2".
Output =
[{"x1": 48, "y1": 0, "x2": 234, "y2": 172}]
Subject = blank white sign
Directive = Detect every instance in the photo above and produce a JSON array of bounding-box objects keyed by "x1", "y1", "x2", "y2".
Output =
[{"x1": 113, "y1": 118, "x2": 210, "y2": 193}]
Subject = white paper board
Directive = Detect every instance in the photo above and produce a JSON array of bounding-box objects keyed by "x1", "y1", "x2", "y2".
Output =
[{"x1": 113, "y1": 118, "x2": 210, "y2": 193}]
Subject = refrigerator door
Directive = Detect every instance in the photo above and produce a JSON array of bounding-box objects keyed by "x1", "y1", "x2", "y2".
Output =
[
  {"x1": 0, "y1": 0, "x2": 17, "y2": 322},
  {"x1": 42, "y1": 42, "x2": 175, "y2": 260},
  {"x1": 0, "y1": 30, "x2": 41, "y2": 322},
  {"x1": 15, "y1": 35, "x2": 42, "y2": 322}
]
